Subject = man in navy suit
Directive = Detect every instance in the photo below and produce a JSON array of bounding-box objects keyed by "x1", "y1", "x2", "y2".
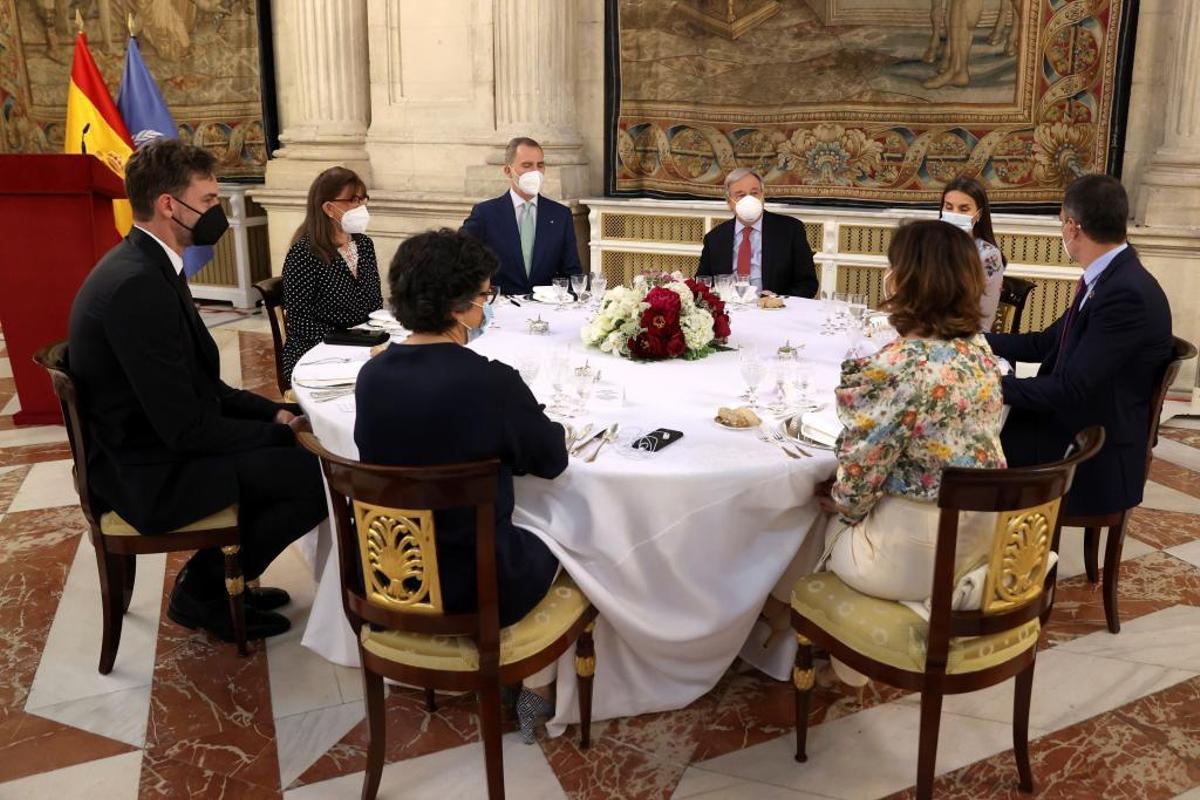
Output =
[
  {"x1": 462, "y1": 137, "x2": 582, "y2": 296},
  {"x1": 697, "y1": 168, "x2": 819, "y2": 298},
  {"x1": 987, "y1": 175, "x2": 1173, "y2": 516}
]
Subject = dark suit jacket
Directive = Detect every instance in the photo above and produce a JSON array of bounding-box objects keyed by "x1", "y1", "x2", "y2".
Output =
[
  {"x1": 696, "y1": 211, "x2": 819, "y2": 298},
  {"x1": 986, "y1": 246, "x2": 1173, "y2": 516},
  {"x1": 355, "y1": 343, "x2": 565, "y2": 627},
  {"x1": 67, "y1": 227, "x2": 295, "y2": 533},
  {"x1": 462, "y1": 192, "x2": 582, "y2": 296}
]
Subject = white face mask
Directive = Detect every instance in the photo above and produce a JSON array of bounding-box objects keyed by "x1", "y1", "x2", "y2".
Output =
[
  {"x1": 339, "y1": 205, "x2": 369, "y2": 235},
  {"x1": 516, "y1": 169, "x2": 544, "y2": 197},
  {"x1": 941, "y1": 210, "x2": 976, "y2": 235},
  {"x1": 734, "y1": 194, "x2": 764, "y2": 224}
]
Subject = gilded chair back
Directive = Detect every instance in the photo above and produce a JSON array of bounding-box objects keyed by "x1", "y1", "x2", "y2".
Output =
[
  {"x1": 252, "y1": 276, "x2": 289, "y2": 394},
  {"x1": 297, "y1": 429, "x2": 502, "y2": 645},
  {"x1": 924, "y1": 426, "x2": 1105, "y2": 662},
  {"x1": 991, "y1": 276, "x2": 1035, "y2": 334},
  {"x1": 33, "y1": 341, "x2": 103, "y2": 534}
]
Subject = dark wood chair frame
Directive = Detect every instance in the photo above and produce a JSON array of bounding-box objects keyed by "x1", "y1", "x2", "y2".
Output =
[
  {"x1": 33, "y1": 341, "x2": 248, "y2": 674},
  {"x1": 298, "y1": 431, "x2": 598, "y2": 800},
  {"x1": 253, "y1": 275, "x2": 289, "y2": 396},
  {"x1": 1056, "y1": 336, "x2": 1197, "y2": 633},
  {"x1": 792, "y1": 426, "x2": 1105, "y2": 800},
  {"x1": 992, "y1": 275, "x2": 1036, "y2": 334}
]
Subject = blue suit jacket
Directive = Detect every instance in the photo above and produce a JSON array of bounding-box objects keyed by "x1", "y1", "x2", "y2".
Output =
[
  {"x1": 462, "y1": 192, "x2": 582, "y2": 296},
  {"x1": 986, "y1": 246, "x2": 1173, "y2": 516}
]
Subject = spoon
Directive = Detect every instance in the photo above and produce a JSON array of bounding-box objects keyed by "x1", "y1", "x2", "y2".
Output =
[
  {"x1": 585, "y1": 423, "x2": 620, "y2": 463},
  {"x1": 569, "y1": 423, "x2": 599, "y2": 455}
]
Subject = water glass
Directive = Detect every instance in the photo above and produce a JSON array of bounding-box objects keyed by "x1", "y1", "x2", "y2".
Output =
[
  {"x1": 737, "y1": 282, "x2": 758, "y2": 305},
  {"x1": 517, "y1": 350, "x2": 542, "y2": 386},
  {"x1": 738, "y1": 346, "x2": 766, "y2": 408},
  {"x1": 699, "y1": 275, "x2": 715, "y2": 289},
  {"x1": 715, "y1": 274, "x2": 734, "y2": 301},
  {"x1": 590, "y1": 274, "x2": 608, "y2": 308}
]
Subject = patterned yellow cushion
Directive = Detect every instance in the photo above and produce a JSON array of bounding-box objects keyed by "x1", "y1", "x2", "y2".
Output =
[
  {"x1": 99, "y1": 506, "x2": 239, "y2": 537},
  {"x1": 360, "y1": 573, "x2": 591, "y2": 671},
  {"x1": 791, "y1": 573, "x2": 1039, "y2": 675}
]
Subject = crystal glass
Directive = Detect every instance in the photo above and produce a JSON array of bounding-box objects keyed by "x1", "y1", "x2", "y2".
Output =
[
  {"x1": 738, "y1": 346, "x2": 766, "y2": 408},
  {"x1": 784, "y1": 358, "x2": 814, "y2": 410},
  {"x1": 570, "y1": 366, "x2": 594, "y2": 414},
  {"x1": 715, "y1": 274, "x2": 734, "y2": 301},
  {"x1": 547, "y1": 347, "x2": 573, "y2": 415},
  {"x1": 590, "y1": 274, "x2": 608, "y2": 309},
  {"x1": 552, "y1": 277, "x2": 570, "y2": 311},
  {"x1": 516, "y1": 349, "x2": 542, "y2": 386},
  {"x1": 570, "y1": 274, "x2": 587, "y2": 303},
  {"x1": 699, "y1": 274, "x2": 715, "y2": 289},
  {"x1": 737, "y1": 281, "x2": 757, "y2": 305},
  {"x1": 847, "y1": 292, "x2": 869, "y2": 325}
]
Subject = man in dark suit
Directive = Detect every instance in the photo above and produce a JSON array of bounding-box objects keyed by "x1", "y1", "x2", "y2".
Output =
[
  {"x1": 462, "y1": 136, "x2": 582, "y2": 296},
  {"x1": 697, "y1": 168, "x2": 819, "y2": 298},
  {"x1": 987, "y1": 174, "x2": 1173, "y2": 516},
  {"x1": 68, "y1": 139, "x2": 328, "y2": 641}
]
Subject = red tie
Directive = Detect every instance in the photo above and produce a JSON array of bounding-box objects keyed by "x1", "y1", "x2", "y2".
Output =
[
  {"x1": 1053, "y1": 276, "x2": 1088, "y2": 371},
  {"x1": 736, "y1": 227, "x2": 752, "y2": 279}
]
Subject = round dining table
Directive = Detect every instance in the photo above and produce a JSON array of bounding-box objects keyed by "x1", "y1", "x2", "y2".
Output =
[{"x1": 292, "y1": 296, "x2": 866, "y2": 735}]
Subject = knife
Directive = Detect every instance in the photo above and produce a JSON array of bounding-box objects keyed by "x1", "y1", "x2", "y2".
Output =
[{"x1": 570, "y1": 425, "x2": 604, "y2": 455}]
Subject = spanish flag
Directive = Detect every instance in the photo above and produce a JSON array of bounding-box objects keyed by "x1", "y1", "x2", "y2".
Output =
[{"x1": 64, "y1": 32, "x2": 133, "y2": 235}]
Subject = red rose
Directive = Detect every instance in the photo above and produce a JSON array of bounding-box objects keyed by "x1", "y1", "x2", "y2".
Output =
[
  {"x1": 713, "y1": 313, "x2": 731, "y2": 340},
  {"x1": 630, "y1": 331, "x2": 667, "y2": 359},
  {"x1": 640, "y1": 306, "x2": 679, "y2": 332},
  {"x1": 666, "y1": 331, "x2": 686, "y2": 357},
  {"x1": 645, "y1": 286, "x2": 682, "y2": 316}
]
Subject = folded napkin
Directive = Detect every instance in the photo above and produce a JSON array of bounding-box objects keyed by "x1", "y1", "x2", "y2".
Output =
[
  {"x1": 292, "y1": 360, "x2": 364, "y2": 387},
  {"x1": 532, "y1": 285, "x2": 559, "y2": 301},
  {"x1": 900, "y1": 552, "x2": 1059, "y2": 622},
  {"x1": 801, "y1": 407, "x2": 842, "y2": 447}
]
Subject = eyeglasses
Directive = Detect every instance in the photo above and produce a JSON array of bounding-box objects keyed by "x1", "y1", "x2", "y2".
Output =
[
  {"x1": 332, "y1": 194, "x2": 369, "y2": 205},
  {"x1": 477, "y1": 287, "x2": 500, "y2": 305}
]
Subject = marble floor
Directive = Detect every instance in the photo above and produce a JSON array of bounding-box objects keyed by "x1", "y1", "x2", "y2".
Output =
[{"x1": 2, "y1": 315, "x2": 1200, "y2": 799}]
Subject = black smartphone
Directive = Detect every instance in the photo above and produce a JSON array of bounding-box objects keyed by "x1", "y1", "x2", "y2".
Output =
[{"x1": 632, "y1": 428, "x2": 684, "y2": 452}]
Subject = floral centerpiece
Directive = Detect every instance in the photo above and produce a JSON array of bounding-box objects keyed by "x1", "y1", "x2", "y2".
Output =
[{"x1": 581, "y1": 273, "x2": 731, "y2": 361}]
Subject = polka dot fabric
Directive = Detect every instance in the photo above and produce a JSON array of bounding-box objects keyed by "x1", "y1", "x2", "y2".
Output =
[{"x1": 281, "y1": 233, "x2": 383, "y2": 382}]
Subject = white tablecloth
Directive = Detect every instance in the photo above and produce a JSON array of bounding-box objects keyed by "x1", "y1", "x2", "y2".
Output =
[{"x1": 293, "y1": 298, "x2": 859, "y2": 733}]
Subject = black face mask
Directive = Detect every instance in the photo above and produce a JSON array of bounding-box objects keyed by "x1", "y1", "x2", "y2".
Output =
[{"x1": 171, "y1": 196, "x2": 229, "y2": 247}]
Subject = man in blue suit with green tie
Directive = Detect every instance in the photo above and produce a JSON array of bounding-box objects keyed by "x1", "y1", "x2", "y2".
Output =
[{"x1": 462, "y1": 137, "x2": 582, "y2": 296}]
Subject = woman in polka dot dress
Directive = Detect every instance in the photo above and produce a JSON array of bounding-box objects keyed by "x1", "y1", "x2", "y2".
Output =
[{"x1": 281, "y1": 167, "x2": 383, "y2": 382}]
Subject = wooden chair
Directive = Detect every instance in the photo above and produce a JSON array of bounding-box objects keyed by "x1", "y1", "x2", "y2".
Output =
[
  {"x1": 298, "y1": 430, "x2": 598, "y2": 800},
  {"x1": 252, "y1": 276, "x2": 289, "y2": 397},
  {"x1": 33, "y1": 341, "x2": 247, "y2": 673},
  {"x1": 991, "y1": 276, "x2": 1036, "y2": 334},
  {"x1": 790, "y1": 426, "x2": 1105, "y2": 800},
  {"x1": 1056, "y1": 335, "x2": 1197, "y2": 633}
]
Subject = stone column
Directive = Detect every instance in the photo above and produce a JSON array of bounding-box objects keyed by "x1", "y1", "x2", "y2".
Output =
[
  {"x1": 266, "y1": 0, "x2": 372, "y2": 188},
  {"x1": 1136, "y1": 1, "x2": 1200, "y2": 227},
  {"x1": 465, "y1": 0, "x2": 589, "y2": 199}
]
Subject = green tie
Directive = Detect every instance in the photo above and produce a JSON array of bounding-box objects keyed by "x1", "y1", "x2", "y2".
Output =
[{"x1": 519, "y1": 202, "x2": 535, "y2": 276}]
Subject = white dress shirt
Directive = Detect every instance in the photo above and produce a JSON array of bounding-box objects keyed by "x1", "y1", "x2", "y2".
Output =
[
  {"x1": 1077, "y1": 242, "x2": 1128, "y2": 311},
  {"x1": 135, "y1": 225, "x2": 185, "y2": 276},
  {"x1": 731, "y1": 217, "x2": 764, "y2": 289}
]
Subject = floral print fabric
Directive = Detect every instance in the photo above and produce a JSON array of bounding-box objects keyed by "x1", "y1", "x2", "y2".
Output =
[{"x1": 831, "y1": 335, "x2": 1006, "y2": 524}]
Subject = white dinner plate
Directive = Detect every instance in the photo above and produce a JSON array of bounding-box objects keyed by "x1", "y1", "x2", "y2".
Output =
[
  {"x1": 368, "y1": 309, "x2": 395, "y2": 322},
  {"x1": 713, "y1": 416, "x2": 760, "y2": 432}
]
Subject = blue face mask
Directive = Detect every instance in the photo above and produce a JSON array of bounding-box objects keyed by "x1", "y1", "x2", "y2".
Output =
[{"x1": 463, "y1": 301, "x2": 492, "y2": 343}]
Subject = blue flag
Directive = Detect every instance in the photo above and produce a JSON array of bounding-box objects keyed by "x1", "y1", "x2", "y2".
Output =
[{"x1": 117, "y1": 36, "x2": 214, "y2": 278}]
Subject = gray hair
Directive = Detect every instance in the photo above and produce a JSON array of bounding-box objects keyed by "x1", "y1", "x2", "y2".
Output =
[
  {"x1": 724, "y1": 168, "x2": 765, "y2": 197},
  {"x1": 505, "y1": 136, "x2": 543, "y2": 165}
]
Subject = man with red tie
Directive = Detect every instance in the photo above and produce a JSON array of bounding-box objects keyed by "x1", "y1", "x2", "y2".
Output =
[
  {"x1": 696, "y1": 168, "x2": 819, "y2": 298},
  {"x1": 986, "y1": 175, "x2": 1173, "y2": 516}
]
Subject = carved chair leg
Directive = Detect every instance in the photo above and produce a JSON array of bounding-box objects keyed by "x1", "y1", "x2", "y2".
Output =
[
  {"x1": 1013, "y1": 657, "x2": 1036, "y2": 793},
  {"x1": 221, "y1": 545, "x2": 248, "y2": 656},
  {"x1": 478, "y1": 677, "x2": 505, "y2": 800},
  {"x1": 361, "y1": 664, "x2": 386, "y2": 800},
  {"x1": 95, "y1": 542, "x2": 124, "y2": 675},
  {"x1": 424, "y1": 687, "x2": 438, "y2": 713},
  {"x1": 793, "y1": 633, "x2": 814, "y2": 763},
  {"x1": 575, "y1": 623, "x2": 596, "y2": 750},
  {"x1": 1102, "y1": 516, "x2": 1128, "y2": 634},
  {"x1": 120, "y1": 553, "x2": 136, "y2": 614},
  {"x1": 915, "y1": 688, "x2": 945, "y2": 800},
  {"x1": 1082, "y1": 527, "x2": 1100, "y2": 584}
]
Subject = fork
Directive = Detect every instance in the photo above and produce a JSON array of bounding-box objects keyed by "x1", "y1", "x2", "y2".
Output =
[
  {"x1": 756, "y1": 427, "x2": 802, "y2": 459},
  {"x1": 769, "y1": 428, "x2": 812, "y2": 457},
  {"x1": 303, "y1": 357, "x2": 356, "y2": 366}
]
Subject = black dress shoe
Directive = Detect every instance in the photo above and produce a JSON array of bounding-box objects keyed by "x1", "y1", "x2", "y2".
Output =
[
  {"x1": 245, "y1": 586, "x2": 290, "y2": 611},
  {"x1": 168, "y1": 583, "x2": 291, "y2": 642}
]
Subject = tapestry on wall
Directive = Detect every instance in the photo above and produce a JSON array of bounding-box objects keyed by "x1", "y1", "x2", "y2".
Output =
[
  {"x1": 0, "y1": 0, "x2": 275, "y2": 179},
  {"x1": 606, "y1": 0, "x2": 1138, "y2": 206}
]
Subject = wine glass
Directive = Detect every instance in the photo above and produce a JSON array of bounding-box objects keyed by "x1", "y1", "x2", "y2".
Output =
[
  {"x1": 552, "y1": 277, "x2": 570, "y2": 312},
  {"x1": 590, "y1": 274, "x2": 608, "y2": 309},
  {"x1": 738, "y1": 346, "x2": 766, "y2": 408},
  {"x1": 847, "y1": 292, "x2": 868, "y2": 323},
  {"x1": 547, "y1": 347, "x2": 573, "y2": 415},
  {"x1": 699, "y1": 275, "x2": 715, "y2": 289},
  {"x1": 570, "y1": 366, "x2": 594, "y2": 415},
  {"x1": 737, "y1": 281, "x2": 758, "y2": 306},
  {"x1": 517, "y1": 349, "x2": 542, "y2": 387},
  {"x1": 570, "y1": 274, "x2": 587, "y2": 304},
  {"x1": 715, "y1": 274, "x2": 734, "y2": 301}
]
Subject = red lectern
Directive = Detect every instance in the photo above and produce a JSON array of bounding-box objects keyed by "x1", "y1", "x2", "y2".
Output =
[{"x1": 0, "y1": 155, "x2": 125, "y2": 425}]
